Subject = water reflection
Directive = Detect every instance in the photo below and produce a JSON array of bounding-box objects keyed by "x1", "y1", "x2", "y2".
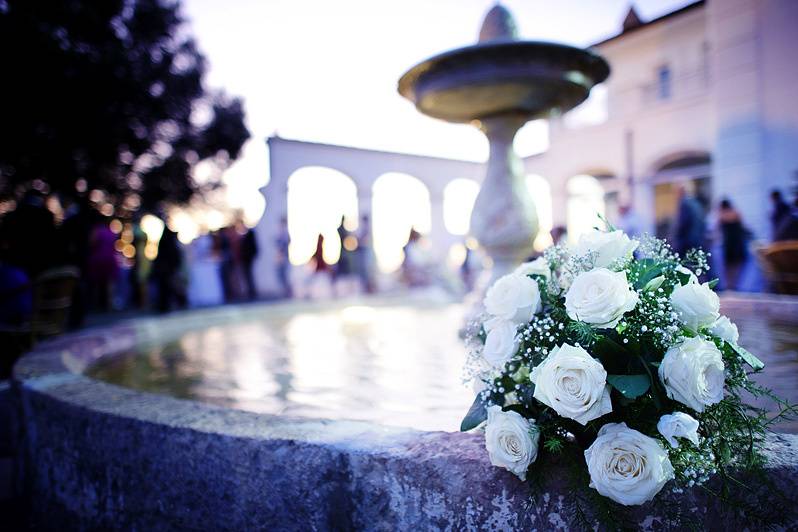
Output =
[
  {"x1": 89, "y1": 303, "x2": 474, "y2": 432},
  {"x1": 88, "y1": 304, "x2": 798, "y2": 433},
  {"x1": 728, "y1": 312, "x2": 798, "y2": 433}
]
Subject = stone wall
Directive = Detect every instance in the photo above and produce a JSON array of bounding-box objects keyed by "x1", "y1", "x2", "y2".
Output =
[{"x1": 13, "y1": 369, "x2": 798, "y2": 530}]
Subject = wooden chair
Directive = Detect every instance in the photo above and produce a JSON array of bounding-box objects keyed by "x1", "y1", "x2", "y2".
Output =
[
  {"x1": 0, "y1": 266, "x2": 79, "y2": 377},
  {"x1": 755, "y1": 240, "x2": 798, "y2": 295}
]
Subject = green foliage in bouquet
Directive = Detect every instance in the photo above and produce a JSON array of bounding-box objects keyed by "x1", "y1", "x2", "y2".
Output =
[{"x1": 463, "y1": 225, "x2": 797, "y2": 528}]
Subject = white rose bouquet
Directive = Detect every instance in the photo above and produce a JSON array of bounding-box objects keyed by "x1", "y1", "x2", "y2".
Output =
[{"x1": 462, "y1": 226, "x2": 796, "y2": 522}]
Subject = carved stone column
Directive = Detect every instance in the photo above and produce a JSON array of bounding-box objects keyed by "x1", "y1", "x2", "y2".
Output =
[{"x1": 469, "y1": 114, "x2": 538, "y2": 285}]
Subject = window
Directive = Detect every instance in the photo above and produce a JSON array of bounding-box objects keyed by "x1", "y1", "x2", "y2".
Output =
[{"x1": 657, "y1": 65, "x2": 672, "y2": 100}]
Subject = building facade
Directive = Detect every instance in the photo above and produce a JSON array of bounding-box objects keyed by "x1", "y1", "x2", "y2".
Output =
[{"x1": 535, "y1": 0, "x2": 798, "y2": 241}]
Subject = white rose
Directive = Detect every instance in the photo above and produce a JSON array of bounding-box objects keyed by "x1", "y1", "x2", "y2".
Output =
[
  {"x1": 484, "y1": 273, "x2": 542, "y2": 326},
  {"x1": 657, "y1": 412, "x2": 700, "y2": 449},
  {"x1": 483, "y1": 319, "x2": 519, "y2": 368},
  {"x1": 575, "y1": 229, "x2": 639, "y2": 268},
  {"x1": 584, "y1": 422, "x2": 674, "y2": 506},
  {"x1": 658, "y1": 337, "x2": 725, "y2": 413},
  {"x1": 530, "y1": 343, "x2": 612, "y2": 425},
  {"x1": 514, "y1": 257, "x2": 550, "y2": 280},
  {"x1": 709, "y1": 316, "x2": 739, "y2": 344},
  {"x1": 670, "y1": 281, "x2": 720, "y2": 332},
  {"x1": 485, "y1": 406, "x2": 539, "y2": 481},
  {"x1": 565, "y1": 268, "x2": 638, "y2": 328}
]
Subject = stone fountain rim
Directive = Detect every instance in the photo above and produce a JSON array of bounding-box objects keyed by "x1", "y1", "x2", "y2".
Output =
[
  {"x1": 397, "y1": 39, "x2": 610, "y2": 103},
  {"x1": 11, "y1": 295, "x2": 798, "y2": 529}
]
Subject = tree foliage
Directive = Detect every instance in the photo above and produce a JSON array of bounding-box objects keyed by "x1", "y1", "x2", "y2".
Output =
[{"x1": 0, "y1": 0, "x2": 250, "y2": 210}]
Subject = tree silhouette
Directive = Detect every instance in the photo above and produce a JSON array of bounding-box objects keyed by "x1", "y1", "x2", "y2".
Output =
[{"x1": 0, "y1": 0, "x2": 250, "y2": 211}]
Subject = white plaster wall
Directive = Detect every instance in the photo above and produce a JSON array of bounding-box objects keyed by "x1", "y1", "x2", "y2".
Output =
[
  {"x1": 760, "y1": 0, "x2": 798, "y2": 206},
  {"x1": 524, "y1": 3, "x2": 713, "y2": 234},
  {"x1": 707, "y1": 0, "x2": 764, "y2": 238}
]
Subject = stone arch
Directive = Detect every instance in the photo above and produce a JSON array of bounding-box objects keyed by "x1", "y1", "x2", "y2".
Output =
[
  {"x1": 645, "y1": 150, "x2": 712, "y2": 239},
  {"x1": 254, "y1": 137, "x2": 484, "y2": 295},
  {"x1": 372, "y1": 172, "x2": 432, "y2": 273},
  {"x1": 286, "y1": 166, "x2": 358, "y2": 266},
  {"x1": 645, "y1": 149, "x2": 711, "y2": 177}
]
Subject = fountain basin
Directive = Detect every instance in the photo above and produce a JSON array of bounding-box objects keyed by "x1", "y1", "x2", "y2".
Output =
[
  {"x1": 10, "y1": 295, "x2": 798, "y2": 529},
  {"x1": 398, "y1": 41, "x2": 610, "y2": 123}
]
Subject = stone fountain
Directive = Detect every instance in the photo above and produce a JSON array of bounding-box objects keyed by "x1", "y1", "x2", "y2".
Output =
[{"x1": 398, "y1": 4, "x2": 609, "y2": 285}]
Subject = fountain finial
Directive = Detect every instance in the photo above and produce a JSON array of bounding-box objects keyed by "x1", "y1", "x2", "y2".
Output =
[{"x1": 478, "y1": 3, "x2": 519, "y2": 43}]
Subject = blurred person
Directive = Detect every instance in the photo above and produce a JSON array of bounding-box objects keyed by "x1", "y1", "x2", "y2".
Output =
[
  {"x1": 0, "y1": 248, "x2": 32, "y2": 326},
  {"x1": 617, "y1": 204, "x2": 643, "y2": 238},
  {"x1": 717, "y1": 199, "x2": 749, "y2": 291},
  {"x1": 275, "y1": 217, "x2": 292, "y2": 298},
  {"x1": 401, "y1": 228, "x2": 432, "y2": 287},
  {"x1": 59, "y1": 195, "x2": 92, "y2": 268},
  {"x1": 306, "y1": 233, "x2": 332, "y2": 298},
  {"x1": 770, "y1": 189, "x2": 791, "y2": 240},
  {"x1": 151, "y1": 227, "x2": 183, "y2": 313},
  {"x1": 460, "y1": 244, "x2": 475, "y2": 292},
  {"x1": 0, "y1": 244, "x2": 32, "y2": 378},
  {"x1": 86, "y1": 217, "x2": 119, "y2": 311},
  {"x1": 240, "y1": 222, "x2": 259, "y2": 301},
  {"x1": 187, "y1": 231, "x2": 223, "y2": 307},
  {"x1": 0, "y1": 189, "x2": 57, "y2": 277},
  {"x1": 674, "y1": 183, "x2": 706, "y2": 255},
  {"x1": 59, "y1": 194, "x2": 93, "y2": 327},
  {"x1": 0, "y1": 264, "x2": 31, "y2": 325},
  {"x1": 354, "y1": 214, "x2": 375, "y2": 293},
  {"x1": 227, "y1": 224, "x2": 245, "y2": 300},
  {"x1": 311, "y1": 233, "x2": 329, "y2": 274},
  {"x1": 217, "y1": 227, "x2": 234, "y2": 302},
  {"x1": 774, "y1": 194, "x2": 798, "y2": 241},
  {"x1": 129, "y1": 218, "x2": 151, "y2": 309},
  {"x1": 333, "y1": 216, "x2": 356, "y2": 295}
]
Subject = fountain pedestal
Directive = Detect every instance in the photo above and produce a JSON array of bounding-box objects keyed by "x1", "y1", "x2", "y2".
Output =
[
  {"x1": 469, "y1": 114, "x2": 538, "y2": 284},
  {"x1": 398, "y1": 4, "x2": 609, "y2": 299}
]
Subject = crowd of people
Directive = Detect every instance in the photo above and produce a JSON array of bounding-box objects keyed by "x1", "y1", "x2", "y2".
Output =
[
  {"x1": 2, "y1": 184, "x2": 798, "y2": 328},
  {"x1": 0, "y1": 190, "x2": 260, "y2": 329},
  {"x1": 619, "y1": 184, "x2": 798, "y2": 291}
]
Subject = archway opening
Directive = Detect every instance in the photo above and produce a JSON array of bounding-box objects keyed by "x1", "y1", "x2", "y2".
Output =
[
  {"x1": 443, "y1": 178, "x2": 480, "y2": 236},
  {"x1": 567, "y1": 174, "x2": 605, "y2": 243},
  {"x1": 286, "y1": 166, "x2": 358, "y2": 266},
  {"x1": 372, "y1": 173, "x2": 431, "y2": 273},
  {"x1": 524, "y1": 174, "x2": 554, "y2": 251},
  {"x1": 651, "y1": 153, "x2": 712, "y2": 239}
]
